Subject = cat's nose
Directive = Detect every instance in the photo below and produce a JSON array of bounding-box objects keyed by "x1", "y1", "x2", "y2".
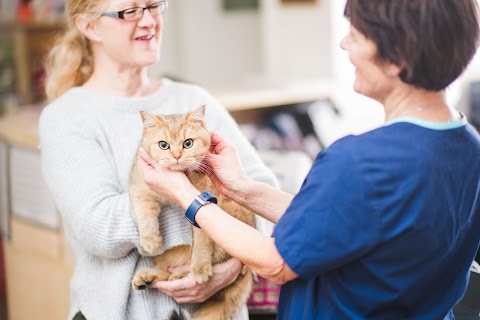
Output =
[{"x1": 173, "y1": 156, "x2": 181, "y2": 161}]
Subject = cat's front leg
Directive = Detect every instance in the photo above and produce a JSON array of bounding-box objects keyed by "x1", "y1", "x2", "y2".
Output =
[
  {"x1": 190, "y1": 228, "x2": 215, "y2": 284},
  {"x1": 132, "y1": 197, "x2": 163, "y2": 254}
]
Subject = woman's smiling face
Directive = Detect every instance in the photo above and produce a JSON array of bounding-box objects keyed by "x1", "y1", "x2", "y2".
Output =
[
  {"x1": 94, "y1": 0, "x2": 165, "y2": 69},
  {"x1": 340, "y1": 25, "x2": 394, "y2": 102}
]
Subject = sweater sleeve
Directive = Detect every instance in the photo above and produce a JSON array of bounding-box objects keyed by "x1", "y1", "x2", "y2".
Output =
[{"x1": 39, "y1": 103, "x2": 143, "y2": 258}]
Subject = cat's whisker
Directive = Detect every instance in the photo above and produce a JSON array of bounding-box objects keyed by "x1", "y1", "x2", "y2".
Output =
[
  {"x1": 195, "y1": 157, "x2": 207, "y2": 166},
  {"x1": 196, "y1": 162, "x2": 213, "y2": 176}
]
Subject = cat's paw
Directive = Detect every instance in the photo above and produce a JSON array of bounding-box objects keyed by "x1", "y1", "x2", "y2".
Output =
[
  {"x1": 132, "y1": 271, "x2": 157, "y2": 290},
  {"x1": 140, "y1": 232, "x2": 163, "y2": 254},
  {"x1": 191, "y1": 262, "x2": 213, "y2": 284},
  {"x1": 132, "y1": 268, "x2": 170, "y2": 290}
]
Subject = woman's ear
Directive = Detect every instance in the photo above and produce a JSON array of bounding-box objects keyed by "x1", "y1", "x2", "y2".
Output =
[
  {"x1": 75, "y1": 15, "x2": 102, "y2": 42},
  {"x1": 384, "y1": 62, "x2": 404, "y2": 78}
]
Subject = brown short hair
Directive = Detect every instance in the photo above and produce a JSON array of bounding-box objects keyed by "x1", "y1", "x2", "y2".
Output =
[{"x1": 344, "y1": 0, "x2": 480, "y2": 91}]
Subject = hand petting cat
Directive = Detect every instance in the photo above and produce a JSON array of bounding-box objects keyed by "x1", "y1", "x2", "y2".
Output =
[
  {"x1": 138, "y1": 131, "x2": 252, "y2": 207},
  {"x1": 205, "y1": 132, "x2": 252, "y2": 201},
  {"x1": 138, "y1": 147, "x2": 197, "y2": 208}
]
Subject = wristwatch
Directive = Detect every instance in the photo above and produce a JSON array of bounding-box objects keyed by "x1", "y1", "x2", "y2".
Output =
[{"x1": 184, "y1": 191, "x2": 217, "y2": 228}]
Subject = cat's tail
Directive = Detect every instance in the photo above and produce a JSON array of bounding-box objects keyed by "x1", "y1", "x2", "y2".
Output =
[{"x1": 167, "y1": 309, "x2": 190, "y2": 320}]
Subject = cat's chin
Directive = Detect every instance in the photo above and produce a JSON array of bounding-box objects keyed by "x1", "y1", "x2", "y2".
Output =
[{"x1": 168, "y1": 164, "x2": 190, "y2": 172}]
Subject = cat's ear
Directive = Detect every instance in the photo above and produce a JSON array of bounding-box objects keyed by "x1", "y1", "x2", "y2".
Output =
[
  {"x1": 140, "y1": 111, "x2": 163, "y2": 128},
  {"x1": 186, "y1": 105, "x2": 206, "y2": 123}
]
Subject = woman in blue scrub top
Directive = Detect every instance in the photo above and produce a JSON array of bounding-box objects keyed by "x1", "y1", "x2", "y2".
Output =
[{"x1": 138, "y1": 0, "x2": 480, "y2": 319}]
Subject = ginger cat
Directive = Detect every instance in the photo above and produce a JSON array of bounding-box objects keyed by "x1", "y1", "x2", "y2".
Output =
[{"x1": 129, "y1": 106, "x2": 255, "y2": 320}]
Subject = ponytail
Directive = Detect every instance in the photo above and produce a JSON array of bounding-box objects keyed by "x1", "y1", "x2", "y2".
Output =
[
  {"x1": 44, "y1": 0, "x2": 104, "y2": 101},
  {"x1": 44, "y1": 27, "x2": 93, "y2": 101}
]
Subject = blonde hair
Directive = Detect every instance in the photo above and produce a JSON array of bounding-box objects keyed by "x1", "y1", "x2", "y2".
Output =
[{"x1": 44, "y1": 0, "x2": 105, "y2": 101}]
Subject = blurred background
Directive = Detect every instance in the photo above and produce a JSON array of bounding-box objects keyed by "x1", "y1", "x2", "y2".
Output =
[{"x1": 0, "y1": 0, "x2": 479, "y2": 319}]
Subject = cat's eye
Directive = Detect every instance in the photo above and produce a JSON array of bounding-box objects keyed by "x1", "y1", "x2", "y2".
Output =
[
  {"x1": 158, "y1": 141, "x2": 170, "y2": 150},
  {"x1": 183, "y1": 139, "x2": 194, "y2": 149}
]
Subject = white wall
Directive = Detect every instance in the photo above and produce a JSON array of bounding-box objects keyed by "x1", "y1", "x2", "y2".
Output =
[
  {"x1": 153, "y1": 0, "x2": 262, "y2": 88},
  {"x1": 328, "y1": 0, "x2": 384, "y2": 137},
  {"x1": 153, "y1": 0, "x2": 334, "y2": 89},
  {"x1": 261, "y1": 0, "x2": 332, "y2": 79},
  {"x1": 454, "y1": 51, "x2": 480, "y2": 116}
]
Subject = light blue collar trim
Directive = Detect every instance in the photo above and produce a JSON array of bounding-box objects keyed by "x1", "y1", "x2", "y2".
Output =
[{"x1": 384, "y1": 113, "x2": 467, "y2": 130}]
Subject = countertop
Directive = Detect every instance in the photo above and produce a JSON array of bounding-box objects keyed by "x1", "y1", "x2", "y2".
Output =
[{"x1": 0, "y1": 105, "x2": 42, "y2": 150}]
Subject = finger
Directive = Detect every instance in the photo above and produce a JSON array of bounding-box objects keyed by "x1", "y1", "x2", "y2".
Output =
[
  {"x1": 138, "y1": 148, "x2": 155, "y2": 170},
  {"x1": 209, "y1": 132, "x2": 228, "y2": 154},
  {"x1": 176, "y1": 295, "x2": 208, "y2": 304},
  {"x1": 153, "y1": 276, "x2": 196, "y2": 291},
  {"x1": 137, "y1": 154, "x2": 155, "y2": 173},
  {"x1": 139, "y1": 147, "x2": 155, "y2": 163},
  {"x1": 153, "y1": 280, "x2": 189, "y2": 293},
  {"x1": 209, "y1": 131, "x2": 221, "y2": 145}
]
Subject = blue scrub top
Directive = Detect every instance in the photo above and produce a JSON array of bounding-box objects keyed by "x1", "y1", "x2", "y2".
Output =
[{"x1": 274, "y1": 118, "x2": 480, "y2": 320}]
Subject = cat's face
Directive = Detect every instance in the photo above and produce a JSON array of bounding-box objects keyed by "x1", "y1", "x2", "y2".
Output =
[{"x1": 140, "y1": 106, "x2": 211, "y2": 172}]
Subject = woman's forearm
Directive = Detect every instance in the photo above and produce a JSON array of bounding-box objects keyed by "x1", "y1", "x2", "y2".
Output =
[
  {"x1": 175, "y1": 185, "x2": 297, "y2": 284},
  {"x1": 229, "y1": 179, "x2": 294, "y2": 224},
  {"x1": 196, "y1": 205, "x2": 297, "y2": 284}
]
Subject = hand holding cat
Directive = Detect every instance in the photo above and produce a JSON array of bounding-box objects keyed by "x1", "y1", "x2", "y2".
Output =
[
  {"x1": 151, "y1": 257, "x2": 243, "y2": 303},
  {"x1": 138, "y1": 147, "x2": 199, "y2": 207},
  {"x1": 206, "y1": 132, "x2": 253, "y2": 200}
]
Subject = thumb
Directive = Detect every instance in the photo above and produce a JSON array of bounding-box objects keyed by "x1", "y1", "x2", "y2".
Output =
[
  {"x1": 138, "y1": 148, "x2": 156, "y2": 172},
  {"x1": 209, "y1": 132, "x2": 229, "y2": 155}
]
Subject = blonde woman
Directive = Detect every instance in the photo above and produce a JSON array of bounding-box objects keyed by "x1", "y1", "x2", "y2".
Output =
[{"x1": 39, "y1": 0, "x2": 277, "y2": 319}]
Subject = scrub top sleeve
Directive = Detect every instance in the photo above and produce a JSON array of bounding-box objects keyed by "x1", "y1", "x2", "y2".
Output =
[{"x1": 273, "y1": 141, "x2": 380, "y2": 279}]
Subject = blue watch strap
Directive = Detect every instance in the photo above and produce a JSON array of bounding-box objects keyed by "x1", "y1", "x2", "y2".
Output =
[{"x1": 184, "y1": 191, "x2": 218, "y2": 228}]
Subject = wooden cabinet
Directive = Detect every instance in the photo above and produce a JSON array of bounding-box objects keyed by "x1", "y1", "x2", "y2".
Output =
[
  {"x1": 4, "y1": 217, "x2": 73, "y2": 320},
  {"x1": 0, "y1": 108, "x2": 73, "y2": 320}
]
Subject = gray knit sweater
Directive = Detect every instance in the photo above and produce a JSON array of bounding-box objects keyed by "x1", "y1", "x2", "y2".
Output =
[{"x1": 39, "y1": 79, "x2": 277, "y2": 320}]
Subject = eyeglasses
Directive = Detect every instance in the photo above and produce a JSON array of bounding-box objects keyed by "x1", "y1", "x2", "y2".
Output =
[{"x1": 101, "y1": 1, "x2": 168, "y2": 21}]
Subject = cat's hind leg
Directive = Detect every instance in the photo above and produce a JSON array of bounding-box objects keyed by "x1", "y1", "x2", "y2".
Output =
[
  {"x1": 132, "y1": 267, "x2": 171, "y2": 290},
  {"x1": 132, "y1": 245, "x2": 191, "y2": 290},
  {"x1": 156, "y1": 245, "x2": 192, "y2": 281}
]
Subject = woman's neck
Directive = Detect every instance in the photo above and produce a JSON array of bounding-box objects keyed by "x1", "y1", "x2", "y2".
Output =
[
  {"x1": 83, "y1": 58, "x2": 161, "y2": 97},
  {"x1": 383, "y1": 87, "x2": 458, "y2": 122}
]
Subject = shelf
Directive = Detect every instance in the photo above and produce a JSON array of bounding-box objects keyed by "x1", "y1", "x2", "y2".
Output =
[
  {"x1": 213, "y1": 78, "x2": 334, "y2": 111},
  {"x1": 0, "y1": 19, "x2": 64, "y2": 105},
  {"x1": 0, "y1": 19, "x2": 65, "y2": 31}
]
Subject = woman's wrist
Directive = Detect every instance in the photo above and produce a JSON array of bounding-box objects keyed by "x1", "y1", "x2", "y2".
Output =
[
  {"x1": 176, "y1": 184, "x2": 201, "y2": 209},
  {"x1": 228, "y1": 176, "x2": 256, "y2": 206}
]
